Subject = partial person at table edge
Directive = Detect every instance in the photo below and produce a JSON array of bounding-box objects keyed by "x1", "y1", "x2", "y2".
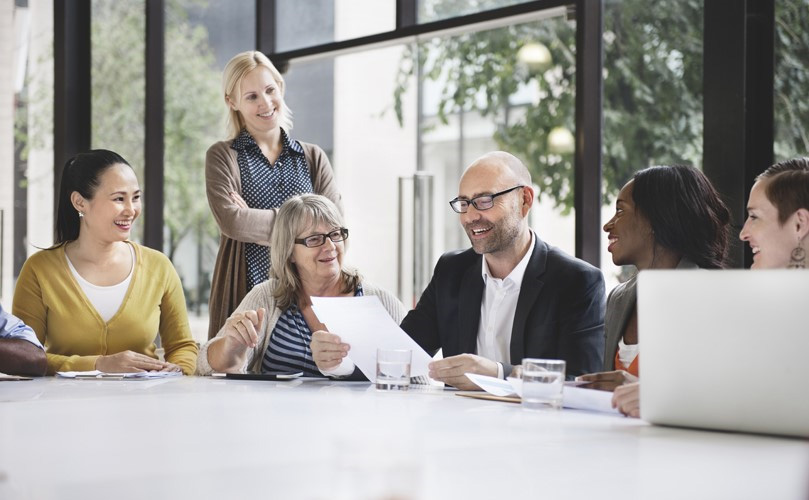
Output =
[
  {"x1": 12, "y1": 149, "x2": 198, "y2": 375},
  {"x1": 206, "y1": 50, "x2": 342, "y2": 341},
  {"x1": 198, "y1": 194, "x2": 406, "y2": 377},
  {"x1": 0, "y1": 302, "x2": 46, "y2": 376}
]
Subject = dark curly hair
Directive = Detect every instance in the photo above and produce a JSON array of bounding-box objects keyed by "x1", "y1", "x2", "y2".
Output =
[{"x1": 632, "y1": 165, "x2": 731, "y2": 269}]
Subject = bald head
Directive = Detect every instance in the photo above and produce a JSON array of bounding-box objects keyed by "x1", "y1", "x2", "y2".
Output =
[{"x1": 463, "y1": 151, "x2": 531, "y2": 189}]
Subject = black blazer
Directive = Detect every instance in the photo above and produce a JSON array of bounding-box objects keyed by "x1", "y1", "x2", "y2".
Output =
[{"x1": 400, "y1": 233, "x2": 606, "y2": 377}]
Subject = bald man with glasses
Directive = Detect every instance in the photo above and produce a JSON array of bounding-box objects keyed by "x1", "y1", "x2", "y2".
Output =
[{"x1": 400, "y1": 151, "x2": 605, "y2": 390}]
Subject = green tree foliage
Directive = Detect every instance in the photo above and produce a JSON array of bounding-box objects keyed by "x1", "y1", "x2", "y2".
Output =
[
  {"x1": 92, "y1": 0, "x2": 221, "y2": 261},
  {"x1": 163, "y1": 1, "x2": 222, "y2": 259},
  {"x1": 774, "y1": 1, "x2": 809, "y2": 159},
  {"x1": 396, "y1": 0, "x2": 705, "y2": 209}
]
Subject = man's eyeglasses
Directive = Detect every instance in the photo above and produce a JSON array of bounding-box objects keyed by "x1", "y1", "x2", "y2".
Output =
[
  {"x1": 294, "y1": 228, "x2": 349, "y2": 248},
  {"x1": 449, "y1": 185, "x2": 525, "y2": 214}
]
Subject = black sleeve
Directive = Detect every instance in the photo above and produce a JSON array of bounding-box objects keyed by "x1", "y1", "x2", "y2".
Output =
[{"x1": 557, "y1": 266, "x2": 606, "y2": 378}]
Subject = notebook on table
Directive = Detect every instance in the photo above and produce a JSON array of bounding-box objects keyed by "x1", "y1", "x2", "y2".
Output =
[{"x1": 637, "y1": 270, "x2": 809, "y2": 438}]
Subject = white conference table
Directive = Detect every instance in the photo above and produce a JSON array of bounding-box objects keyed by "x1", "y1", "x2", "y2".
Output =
[{"x1": 1, "y1": 376, "x2": 807, "y2": 500}]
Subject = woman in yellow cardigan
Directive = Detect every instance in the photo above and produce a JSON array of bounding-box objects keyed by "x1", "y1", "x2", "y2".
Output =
[{"x1": 13, "y1": 150, "x2": 198, "y2": 375}]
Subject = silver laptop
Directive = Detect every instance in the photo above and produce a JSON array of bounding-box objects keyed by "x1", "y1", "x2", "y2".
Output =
[{"x1": 637, "y1": 270, "x2": 809, "y2": 438}]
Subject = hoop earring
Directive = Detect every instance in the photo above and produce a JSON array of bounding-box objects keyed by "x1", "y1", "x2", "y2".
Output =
[{"x1": 788, "y1": 240, "x2": 806, "y2": 269}]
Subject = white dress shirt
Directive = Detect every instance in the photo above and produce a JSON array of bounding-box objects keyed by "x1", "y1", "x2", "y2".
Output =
[{"x1": 476, "y1": 232, "x2": 535, "y2": 378}]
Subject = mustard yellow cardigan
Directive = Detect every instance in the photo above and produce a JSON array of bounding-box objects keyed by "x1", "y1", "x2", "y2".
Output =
[{"x1": 12, "y1": 242, "x2": 198, "y2": 375}]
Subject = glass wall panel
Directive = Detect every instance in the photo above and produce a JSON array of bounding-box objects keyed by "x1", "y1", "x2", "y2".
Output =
[
  {"x1": 165, "y1": 0, "x2": 255, "y2": 343},
  {"x1": 417, "y1": 12, "x2": 577, "y2": 261},
  {"x1": 91, "y1": 0, "x2": 146, "y2": 242},
  {"x1": 774, "y1": 0, "x2": 809, "y2": 162},
  {"x1": 3, "y1": 0, "x2": 54, "y2": 303},
  {"x1": 285, "y1": 45, "x2": 419, "y2": 302},
  {"x1": 286, "y1": 7, "x2": 576, "y2": 305},
  {"x1": 600, "y1": 0, "x2": 704, "y2": 289},
  {"x1": 276, "y1": 0, "x2": 396, "y2": 53},
  {"x1": 418, "y1": 0, "x2": 532, "y2": 23}
]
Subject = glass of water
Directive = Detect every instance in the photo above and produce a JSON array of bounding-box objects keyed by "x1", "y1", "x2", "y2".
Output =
[
  {"x1": 521, "y1": 358, "x2": 565, "y2": 410},
  {"x1": 376, "y1": 349, "x2": 412, "y2": 391}
]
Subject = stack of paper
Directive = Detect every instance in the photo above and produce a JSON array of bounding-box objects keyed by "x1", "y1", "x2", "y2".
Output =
[
  {"x1": 464, "y1": 373, "x2": 620, "y2": 414},
  {"x1": 56, "y1": 370, "x2": 182, "y2": 380}
]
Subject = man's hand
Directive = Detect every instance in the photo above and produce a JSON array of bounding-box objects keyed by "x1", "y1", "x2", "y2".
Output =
[
  {"x1": 612, "y1": 382, "x2": 640, "y2": 418},
  {"x1": 428, "y1": 354, "x2": 498, "y2": 390},
  {"x1": 310, "y1": 331, "x2": 349, "y2": 371},
  {"x1": 576, "y1": 370, "x2": 638, "y2": 391}
]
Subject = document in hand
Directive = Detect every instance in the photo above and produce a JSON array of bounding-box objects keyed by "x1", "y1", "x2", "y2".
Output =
[
  {"x1": 56, "y1": 370, "x2": 182, "y2": 380},
  {"x1": 465, "y1": 373, "x2": 620, "y2": 414},
  {"x1": 311, "y1": 296, "x2": 434, "y2": 381}
]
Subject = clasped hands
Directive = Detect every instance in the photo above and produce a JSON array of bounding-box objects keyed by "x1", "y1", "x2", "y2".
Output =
[{"x1": 95, "y1": 351, "x2": 181, "y2": 373}]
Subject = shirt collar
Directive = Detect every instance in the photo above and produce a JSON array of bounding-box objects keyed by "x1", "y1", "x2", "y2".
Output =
[
  {"x1": 230, "y1": 128, "x2": 304, "y2": 156},
  {"x1": 480, "y1": 230, "x2": 536, "y2": 287}
]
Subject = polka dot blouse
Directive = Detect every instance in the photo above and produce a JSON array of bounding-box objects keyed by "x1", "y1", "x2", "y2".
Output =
[{"x1": 231, "y1": 128, "x2": 314, "y2": 290}]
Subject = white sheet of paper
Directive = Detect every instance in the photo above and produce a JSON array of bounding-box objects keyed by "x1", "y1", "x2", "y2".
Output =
[
  {"x1": 466, "y1": 373, "x2": 516, "y2": 397},
  {"x1": 466, "y1": 373, "x2": 620, "y2": 414},
  {"x1": 56, "y1": 370, "x2": 182, "y2": 380},
  {"x1": 311, "y1": 296, "x2": 433, "y2": 380}
]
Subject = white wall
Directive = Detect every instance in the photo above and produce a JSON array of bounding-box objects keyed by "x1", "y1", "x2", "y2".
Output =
[{"x1": 0, "y1": 1, "x2": 15, "y2": 305}]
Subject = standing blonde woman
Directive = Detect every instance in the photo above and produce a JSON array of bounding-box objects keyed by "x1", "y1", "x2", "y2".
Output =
[{"x1": 206, "y1": 51, "x2": 342, "y2": 339}]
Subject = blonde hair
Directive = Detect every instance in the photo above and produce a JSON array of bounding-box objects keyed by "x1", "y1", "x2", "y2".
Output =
[
  {"x1": 222, "y1": 51, "x2": 293, "y2": 139},
  {"x1": 270, "y1": 194, "x2": 360, "y2": 311}
]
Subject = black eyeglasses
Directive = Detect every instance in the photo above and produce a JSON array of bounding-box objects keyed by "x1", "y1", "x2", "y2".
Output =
[
  {"x1": 294, "y1": 228, "x2": 349, "y2": 248},
  {"x1": 449, "y1": 185, "x2": 525, "y2": 213}
]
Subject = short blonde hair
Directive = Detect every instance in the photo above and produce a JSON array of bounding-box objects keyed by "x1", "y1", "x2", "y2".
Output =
[
  {"x1": 222, "y1": 51, "x2": 293, "y2": 139},
  {"x1": 270, "y1": 194, "x2": 360, "y2": 311}
]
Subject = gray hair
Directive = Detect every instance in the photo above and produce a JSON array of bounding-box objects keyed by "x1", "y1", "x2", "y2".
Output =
[{"x1": 270, "y1": 194, "x2": 359, "y2": 310}]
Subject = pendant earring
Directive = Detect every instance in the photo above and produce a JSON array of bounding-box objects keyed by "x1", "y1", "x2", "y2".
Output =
[{"x1": 788, "y1": 241, "x2": 806, "y2": 269}]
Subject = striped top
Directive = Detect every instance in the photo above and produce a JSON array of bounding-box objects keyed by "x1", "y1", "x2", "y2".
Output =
[
  {"x1": 232, "y1": 128, "x2": 314, "y2": 291},
  {"x1": 261, "y1": 285, "x2": 364, "y2": 376}
]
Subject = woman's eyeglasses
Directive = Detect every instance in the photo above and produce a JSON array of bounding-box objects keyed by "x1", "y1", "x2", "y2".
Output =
[{"x1": 294, "y1": 228, "x2": 349, "y2": 248}]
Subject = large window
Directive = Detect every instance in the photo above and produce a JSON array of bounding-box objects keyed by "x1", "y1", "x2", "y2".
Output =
[
  {"x1": 163, "y1": 0, "x2": 255, "y2": 342},
  {"x1": 418, "y1": 0, "x2": 535, "y2": 23},
  {"x1": 285, "y1": 7, "x2": 577, "y2": 304},
  {"x1": 774, "y1": 0, "x2": 809, "y2": 162},
  {"x1": 3, "y1": 0, "x2": 54, "y2": 304},
  {"x1": 275, "y1": 0, "x2": 396, "y2": 53},
  {"x1": 91, "y1": 0, "x2": 146, "y2": 242}
]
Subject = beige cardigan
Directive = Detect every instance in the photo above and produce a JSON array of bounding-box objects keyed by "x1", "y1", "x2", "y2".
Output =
[
  {"x1": 205, "y1": 139, "x2": 342, "y2": 340},
  {"x1": 197, "y1": 279, "x2": 406, "y2": 375}
]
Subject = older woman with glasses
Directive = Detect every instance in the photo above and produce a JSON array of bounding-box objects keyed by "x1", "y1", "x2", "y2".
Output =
[{"x1": 197, "y1": 194, "x2": 405, "y2": 377}]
